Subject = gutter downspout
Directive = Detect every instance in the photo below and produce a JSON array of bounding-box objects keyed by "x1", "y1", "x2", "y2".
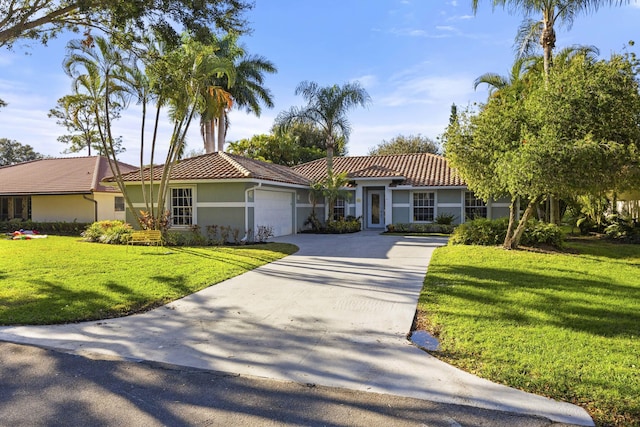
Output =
[
  {"x1": 244, "y1": 183, "x2": 262, "y2": 241},
  {"x1": 83, "y1": 194, "x2": 98, "y2": 222}
]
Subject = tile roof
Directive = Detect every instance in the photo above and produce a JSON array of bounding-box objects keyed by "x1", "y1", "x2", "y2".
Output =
[
  {"x1": 0, "y1": 156, "x2": 137, "y2": 196},
  {"x1": 115, "y1": 152, "x2": 311, "y2": 186},
  {"x1": 292, "y1": 153, "x2": 465, "y2": 187}
]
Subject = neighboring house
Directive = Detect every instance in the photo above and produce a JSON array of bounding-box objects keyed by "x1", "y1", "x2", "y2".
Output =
[
  {"x1": 617, "y1": 190, "x2": 640, "y2": 220},
  {"x1": 0, "y1": 156, "x2": 137, "y2": 223},
  {"x1": 113, "y1": 152, "x2": 510, "y2": 237}
]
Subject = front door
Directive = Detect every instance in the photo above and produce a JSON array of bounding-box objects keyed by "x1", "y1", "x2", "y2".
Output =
[{"x1": 367, "y1": 190, "x2": 384, "y2": 228}]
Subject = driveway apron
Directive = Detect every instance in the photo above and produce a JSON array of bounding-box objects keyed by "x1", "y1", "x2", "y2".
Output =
[{"x1": 0, "y1": 231, "x2": 593, "y2": 426}]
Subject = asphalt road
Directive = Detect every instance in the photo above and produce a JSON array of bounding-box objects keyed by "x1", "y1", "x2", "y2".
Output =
[{"x1": 0, "y1": 342, "x2": 574, "y2": 427}]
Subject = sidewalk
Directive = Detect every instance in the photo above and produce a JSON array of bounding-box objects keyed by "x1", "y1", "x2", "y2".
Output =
[{"x1": 0, "y1": 231, "x2": 593, "y2": 426}]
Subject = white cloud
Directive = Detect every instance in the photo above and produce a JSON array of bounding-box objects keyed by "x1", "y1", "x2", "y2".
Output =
[{"x1": 351, "y1": 74, "x2": 379, "y2": 88}]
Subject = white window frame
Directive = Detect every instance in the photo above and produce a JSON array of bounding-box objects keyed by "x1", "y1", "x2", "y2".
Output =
[
  {"x1": 333, "y1": 197, "x2": 346, "y2": 220},
  {"x1": 412, "y1": 191, "x2": 435, "y2": 223},
  {"x1": 464, "y1": 191, "x2": 487, "y2": 220},
  {"x1": 170, "y1": 186, "x2": 196, "y2": 227}
]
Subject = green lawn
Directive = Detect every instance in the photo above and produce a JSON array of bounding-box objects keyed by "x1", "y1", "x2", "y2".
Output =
[
  {"x1": 417, "y1": 240, "x2": 640, "y2": 426},
  {"x1": 0, "y1": 236, "x2": 297, "y2": 325}
]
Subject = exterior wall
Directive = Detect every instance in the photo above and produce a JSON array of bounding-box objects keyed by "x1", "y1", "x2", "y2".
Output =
[
  {"x1": 391, "y1": 190, "x2": 411, "y2": 223},
  {"x1": 31, "y1": 194, "x2": 95, "y2": 223},
  {"x1": 93, "y1": 192, "x2": 126, "y2": 221},
  {"x1": 436, "y1": 189, "x2": 464, "y2": 224},
  {"x1": 387, "y1": 188, "x2": 511, "y2": 226},
  {"x1": 126, "y1": 182, "x2": 302, "y2": 237}
]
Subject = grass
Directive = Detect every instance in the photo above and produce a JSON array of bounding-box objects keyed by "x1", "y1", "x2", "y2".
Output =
[
  {"x1": 416, "y1": 239, "x2": 640, "y2": 426},
  {"x1": 0, "y1": 236, "x2": 297, "y2": 325}
]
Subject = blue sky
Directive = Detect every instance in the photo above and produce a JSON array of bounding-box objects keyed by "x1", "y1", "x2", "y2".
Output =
[{"x1": 0, "y1": 0, "x2": 639, "y2": 165}]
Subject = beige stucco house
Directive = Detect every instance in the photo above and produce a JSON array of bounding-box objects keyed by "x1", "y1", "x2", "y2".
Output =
[{"x1": 0, "y1": 156, "x2": 137, "y2": 223}]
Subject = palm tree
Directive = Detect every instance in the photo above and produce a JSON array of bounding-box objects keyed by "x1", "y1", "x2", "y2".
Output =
[
  {"x1": 200, "y1": 34, "x2": 276, "y2": 153},
  {"x1": 63, "y1": 36, "x2": 136, "y2": 216},
  {"x1": 474, "y1": 54, "x2": 539, "y2": 98},
  {"x1": 275, "y1": 81, "x2": 371, "y2": 173},
  {"x1": 471, "y1": 1, "x2": 628, "y2": 77}
]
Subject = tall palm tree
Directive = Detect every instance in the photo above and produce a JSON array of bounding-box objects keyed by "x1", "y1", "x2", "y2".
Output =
[
  {"x1": 474, "y1": 54, "x2": 538, "y2": 98},
  {"x1": 200, "y1": 34, "x2": 276, "y2": 153},
  {"x1": 275, "y1": 81, "x2": 371, "y2": 173},
  {"x1": 471, "y1": 1, "x2": 628, "y2": 77},
  {"x1": 63, "y1": 36, "x2": 135, "y2": 215}
]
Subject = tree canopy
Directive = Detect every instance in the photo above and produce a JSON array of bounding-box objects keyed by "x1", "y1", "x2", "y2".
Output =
[
  {"x1": 0, "y1": 138, "x2": 43, "y2": 166},
  {"x1": 368, "y1": 134, "x2": 440, "y2": 156},
  {"x1": 0, "y1": 0, "x2": 252, "y2": 49},
  {"x1": 444, "y1": 51, "x2": 640, "y2": 248}
]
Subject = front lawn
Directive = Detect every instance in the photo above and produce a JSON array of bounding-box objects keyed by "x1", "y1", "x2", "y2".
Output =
[
  {"x1": 0, "y1": 236, "x2": 297, "y2": 325},
  {"x1": 417, "y1": 240, "x2": 640, "y2": 427}
]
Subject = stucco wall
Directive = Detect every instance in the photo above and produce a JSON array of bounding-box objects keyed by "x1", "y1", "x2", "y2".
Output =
[{"x1": 31, "y1": 195, "x2": 95, "y2": 223}]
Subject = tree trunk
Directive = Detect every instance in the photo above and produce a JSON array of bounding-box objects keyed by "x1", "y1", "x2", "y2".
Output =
[
  {"x1": 326, "y1": 134, "x2": 335, "y2": 174},
  {"x1": 550, "y1": 195, "x2": 560, "y2": 224},
  {"x1": 503, "y1": 196, "x2": 542, "y2": 249},
  {"x1": 503, "y1": 196, "x2": 518, "y2": 248},
  {"x1": 217, "y1": 111, "x2": 225, "y2": 152},
  {"x1": 202, "y1": 119, "x2": 215, "y2": 153}
]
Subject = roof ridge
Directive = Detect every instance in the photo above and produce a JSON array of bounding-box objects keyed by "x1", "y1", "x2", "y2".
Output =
[{"x1": 220, "y1": 152, "x2": 251, "y2": 177}]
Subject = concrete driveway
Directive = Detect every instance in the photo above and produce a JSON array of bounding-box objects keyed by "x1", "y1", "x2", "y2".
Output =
[{"x1": 0, "y1": 231, "x2": 592, "y2": 426}]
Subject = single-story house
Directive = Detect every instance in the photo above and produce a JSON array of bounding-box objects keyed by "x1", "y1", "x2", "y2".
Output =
[
  {"x1": 113, "y1": 152, "x2": 510, "y2": 237},
  {"x1": 0, "y1": 156, "x2": 137, "y2": 223}
]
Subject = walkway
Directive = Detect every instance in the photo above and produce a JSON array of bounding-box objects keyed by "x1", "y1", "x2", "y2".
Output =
[{"x1": 0, "y1": 231, "x2": 592, "y2": 426}]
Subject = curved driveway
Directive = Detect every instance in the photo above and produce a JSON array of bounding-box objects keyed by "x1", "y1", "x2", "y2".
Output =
[{"x1": 0, "y1": 231, "x2": 592, "y2": 426}]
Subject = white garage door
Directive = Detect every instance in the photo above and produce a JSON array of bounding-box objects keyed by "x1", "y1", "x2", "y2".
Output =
[{"x1": 254, "y1": 190, "x2": 293, "y2": 237}]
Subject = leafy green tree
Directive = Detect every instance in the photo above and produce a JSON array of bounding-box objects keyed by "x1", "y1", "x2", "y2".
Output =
[
  {"x1": 0, "y1": 0, "x2": 251, "y2": 49},
  {"x1": 0, "y1": 99, "x2": 6, "y2": 109},
  {"x1": 445, "y1": 51, "x2": 640, "y2": 249},
  {"x1": 368, "y1": 134, "x2": 440, "y2": 156},
  {"x1": 275, "y1": 81, "x2": 371, "y2": 173},
  {"x1": 48, "y1": 93, "x2": 125, "y2": 156},
  {"x1": 227, "y1": 133, "x2": 325, "y2": 166},
  {"x1": 0, "y1": 138, "x2": 43, "y2": 165}
]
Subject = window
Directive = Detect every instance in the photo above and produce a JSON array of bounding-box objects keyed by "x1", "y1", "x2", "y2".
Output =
[
  {"x1": 171, "y1": 187, "x2": 193, "y2": 226},
  {"x1": 333, "y1": 197, "x2": 346, "y2": 220},
  {"x1": 413, "y1": 192, "x2": 435, "y2": 222},
  {"x1": 114, "y1": 196, "x2": 125, "y2": 212},
  {"x1": 465, "y1": 192, "x2": 487, "y2": 220}
]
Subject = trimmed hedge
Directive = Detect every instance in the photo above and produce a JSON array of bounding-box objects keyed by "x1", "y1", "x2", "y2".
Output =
[
  {"x1": 449, "y1": 218, "x2": 564, "y2": 249},
  {"x1": 386, "y1": 223, "x2": 455, "y2": 234},
  {"x1": 0, "y1": 220, "x2": 90, "y2": 236}
]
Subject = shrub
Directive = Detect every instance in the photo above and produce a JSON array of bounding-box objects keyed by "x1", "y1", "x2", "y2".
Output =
[
  {"x1": 520, "y1": 220, "x2": 564, "y2": 249},
  {"x1": 449, "y1": 218, "x2": 564, "y2": 249},
  {"x1": 435, "y1": 213, "x2": 456, "y2": 225},
  {"x1": 324, "y1": 216, "x2": 361, "y2": 234},
  {"x1": 386, "y1": 223, "x2": 455, "y2": 234},
  {"x1": 449, "y1": 218, "x2": 508, "y2": 246},
  {"x1": 0, "y1": 220, "x2": 90, "y2": 236},
  {"x1": 82, "y1": 220, "x2": 133, "y2": 244},
  {"x1": 605, "y1": 215, "x2": 640, "y2": 243},
  {"x1": 255, "y1": 225, "x2": 274, "y2": 242}
]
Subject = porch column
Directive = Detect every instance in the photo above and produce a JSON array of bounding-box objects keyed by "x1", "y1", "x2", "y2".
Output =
[
  {"x1": 384, "y1": 186, "x2": 392, "y2": 227},
  {"x1": 355, "y1": 185, "x2": 363, "y2": 218}
]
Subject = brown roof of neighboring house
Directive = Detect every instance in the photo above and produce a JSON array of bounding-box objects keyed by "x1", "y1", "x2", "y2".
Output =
[
  {"x1": 292, "y1": 153, "x2": 465, "y2": 187},
  {"x1": 115, "y1": 152, "x2": 311, "y2": 186},
  {"x1": 0, "y1": 156, "x2": 137, "y2": 196}
]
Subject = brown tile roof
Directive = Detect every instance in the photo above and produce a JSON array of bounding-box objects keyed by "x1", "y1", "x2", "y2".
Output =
[
  {"x1": 115, "y1": 152, "x2": 311, "y2": 186},
  {"x1": 0, "y1": 156, "x2": 137, "y2": 196},
  {"x1": 293, "y1": 153, "x2": 465, "y2": 187}
]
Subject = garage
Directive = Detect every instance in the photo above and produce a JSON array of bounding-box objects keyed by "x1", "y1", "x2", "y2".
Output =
[{"x1": 254, "y1": 190, "x2": 294, "y2": 237}]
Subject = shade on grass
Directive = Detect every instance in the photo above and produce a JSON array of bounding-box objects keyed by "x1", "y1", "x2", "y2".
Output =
[
  {"x1": 0, "y1": 236, "x2": 297, "y2": 325},
  {"x1": 418, "y1": 241, "x2": 640, "y2": 427}
]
